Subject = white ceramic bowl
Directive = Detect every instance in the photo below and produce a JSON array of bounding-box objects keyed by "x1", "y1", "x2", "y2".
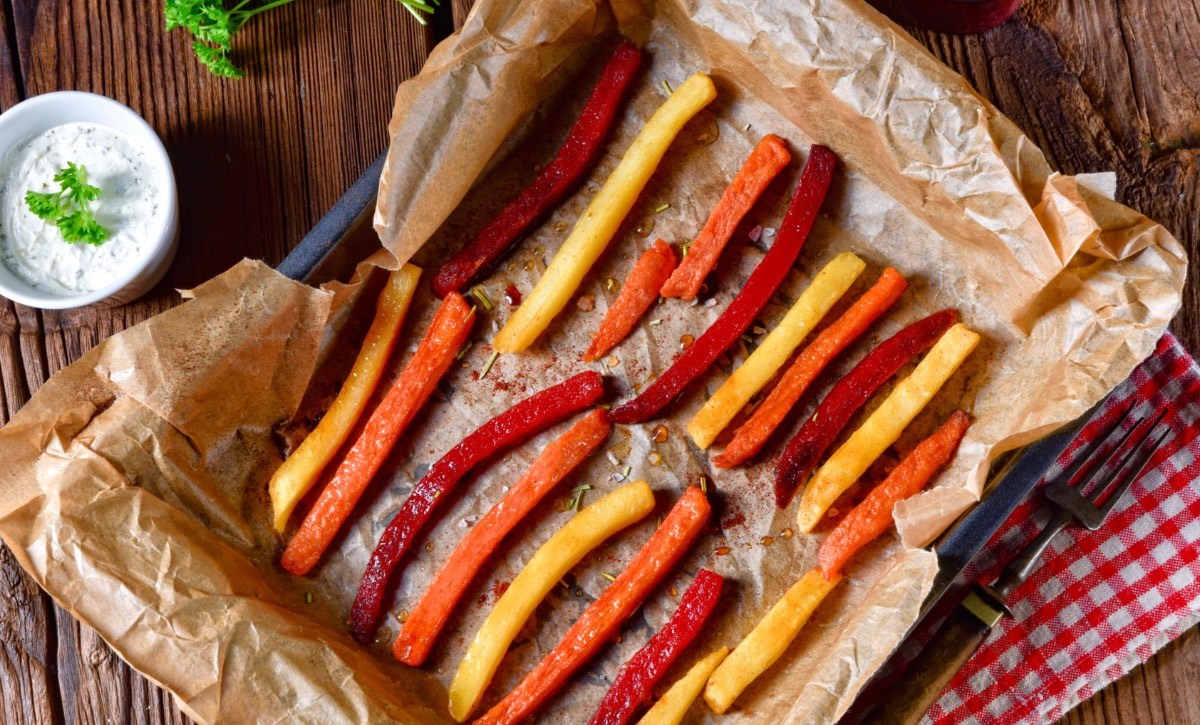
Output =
[{"x1": 0, "y1": 91, "x2": 179, "y2": 309}]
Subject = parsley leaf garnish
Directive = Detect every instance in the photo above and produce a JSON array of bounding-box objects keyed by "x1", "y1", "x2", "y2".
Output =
[
  {"x1": 56, "y1": 211, "x2": 109, "y2": 247},
  {"x1": 24, "y1": 163, "x2": 109, "y2": 246},
  {"x1": 165, "y1": 0, "x2": 440, "y2": 79},
  {"x1": 55, "y1": 162, "x2": 103, "y2": 206},
  {"x1": 24, "y1": 191, "x2": 63, "y2": 221}
]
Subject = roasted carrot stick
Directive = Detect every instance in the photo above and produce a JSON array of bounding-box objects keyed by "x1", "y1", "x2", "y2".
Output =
[
  {"x1": 280, "y1": 292, "x2": 474, "y2": 576},
  {"x1": 475, "y1": 486, "x2": 712, "y2": 725},
  {"x1": 611, "y1": 145, "x2": 837, "y2": 424},
  {"x1": 431, "y1": 43, "x2": 643, "y2": 298},
  {"x1": 660, "y1": 135, "x2": 792, "y2": 300},
  {"x1": 350, "y1": 371, "x2": 606, "y2": 642},
  {"x1": 818, "y1": 410, "x2": 971, "y2": 577},
  {"x1": 393, "y1": 409, "x2": 612, "y2": 666},
  {"x1": 270, "y1": 264, "x2": 421, "y2": 532},
  {"x1": 590, "y1": 569, "x2": 725, "y2": 725},
  {"x1": 584, "y1": 239, "x2": 678, "y2": 362},
  {"x1": 713, "y1": 268, "x2": 907, "y2": 468}
]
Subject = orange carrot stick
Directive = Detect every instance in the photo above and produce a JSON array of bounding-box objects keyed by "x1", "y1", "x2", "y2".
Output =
[
  {"x1": 280, "y1": 293, "x2": 474, "y2": 575},
  {"x1": 817, "y1": 410, "x2": 971, "y2": 578},
  {"x1": 713, "y1": 268, "x2": 907, "y2": 469},
  {"x1": 584, "y1": 239, "x2": 678, "y2": 362},
  {"x1": 475, "y1": 486, "x2": 711, "y2": 725},
  {"x1": 659, "y1": 135, "x2": 791, "y2": 300},
  {"x1": 393, "y1": 409, "x2": 612, "y2": 665}
]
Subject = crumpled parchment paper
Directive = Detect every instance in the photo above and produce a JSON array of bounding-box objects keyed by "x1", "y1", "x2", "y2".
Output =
[{"x1": 0, "y1": 0, "x2": 1186, "y2": 723}]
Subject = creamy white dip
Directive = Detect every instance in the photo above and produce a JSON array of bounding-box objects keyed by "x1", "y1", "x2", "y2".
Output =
[{"x1": 0, "y1": 122, "x2": 163, "y2": 295}]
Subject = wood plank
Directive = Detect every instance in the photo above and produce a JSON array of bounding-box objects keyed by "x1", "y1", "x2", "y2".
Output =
[
  {"x1": 889, "y1": 0, "x2": 1200, "y2": 352},
  {"x1": 0, "y1": 4, "x2": 60, "y2": 723},
  {"x1": 878, "y1": 2, "x2": 1200, "y2": 723},
  {"x1": 0, "y1": 0, "x2": 441, "y2": 721}
]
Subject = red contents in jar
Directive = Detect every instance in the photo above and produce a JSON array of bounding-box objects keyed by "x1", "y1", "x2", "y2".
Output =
[{"x1": 901, "y1": 0, "x2": 1021, "y2": 34}]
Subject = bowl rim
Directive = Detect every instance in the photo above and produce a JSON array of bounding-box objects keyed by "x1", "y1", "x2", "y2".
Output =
[{"x1": 0, "y1": 90, "x2": 179, "y2": 310}]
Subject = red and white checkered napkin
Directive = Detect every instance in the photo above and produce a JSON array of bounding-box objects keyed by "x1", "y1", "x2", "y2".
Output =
[{"x1": 922, "y1": 333, "x2": 1200, "y2": 724}]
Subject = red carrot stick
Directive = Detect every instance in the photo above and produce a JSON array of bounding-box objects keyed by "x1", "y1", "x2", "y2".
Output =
[
  {"x1": 818, "y1": 410, "x2": 971, "y2": 577},
  {"x1": 431, "y1": 43, "x2": 644, "y2": 298},
  {"x1": 475, "y1": 486, "x2": 712, "y2": 725},
  {"x1": 281, "y1": 292, "x2": 473, "y2": 575},
  {"x1": 713, "y1": 268, "x2": 907, "y2": 468},
  {"x1": 392, "y1": 409, "x2": 612, "y2": 665},
  {"x1": 773, "y1": 309, "x2": 957, "y2": 509},
  {"x1": 584, "y1": 239, "x2": 677, "y2": 362},
  {"x1": 610, "y1": 145, "x2": 837, "y2": 424},
  {"x1": 588, "y1": 569, "x2": 725, "y2": 725},
  {"x1": 349, "y1": 371, "x2": 606, "y2": 643},
  {"x1": 660, "y1": 135, "x2": 792, "y2": 300}
]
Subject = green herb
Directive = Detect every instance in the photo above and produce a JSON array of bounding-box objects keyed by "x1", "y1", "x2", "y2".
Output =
[
  {"x1": 480, "y1": 350, "x2": 500, "y2": 378},
  {"x1": 304, "y1": 592, "x2": 313, "y2": 604},
  {"x1": 568, "y1": 484, "x2": 591, "y2": 511},
  {"x1": 661, "y1": 79, "x2": 673, "y2": 95},
  {"x1": 600, "y1": 572, "x2": 617, "y2": 583},
  {"x1": 471, "y1": 285, "x2": 495, "y2": 311},
  {"x1": 25, "y1": 163, "x2": 108, "y2": 246},
  {"x1": 165, "y1": 0, "x2": 439, "y2": 78},
  {"x1": 653, "y1": 203, "x2": 671, "y2": 213}
]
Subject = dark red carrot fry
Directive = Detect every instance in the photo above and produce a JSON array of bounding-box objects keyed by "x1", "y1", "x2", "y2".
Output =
[
  {"x1": 349, "y1": 371, "x2": 606, "y2": 642},
  {"x1": 475, "y1": 486, "x2": 712, "y2": 725},
  {"x1": 610, "y1": 145, "x2": 837, "y2": 424},
  {"x1": 713, "y1": 268, "x2": 907, "y2": 468},
  {"x1": 588, "y1": 569, "x2": 725, "y2": 725},
  {"x1": 773, "y1": 309, "x2": 957, "y2": 509},
  {"x1": 430, "y1": 43, "x2": 644, "y2": 298},
  {"x1": 392, "y1": 409, "x2": 612, "y2": 665}
]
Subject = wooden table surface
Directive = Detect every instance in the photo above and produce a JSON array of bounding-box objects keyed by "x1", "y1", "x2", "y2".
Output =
[{"x1": 0, "y1": 1, "x2": 1196, "y2": 723}]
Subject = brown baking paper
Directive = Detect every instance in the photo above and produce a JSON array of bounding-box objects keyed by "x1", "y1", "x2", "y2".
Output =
[{"x1": 0, "y1": 0, "x2": 1186, "y2": 722}]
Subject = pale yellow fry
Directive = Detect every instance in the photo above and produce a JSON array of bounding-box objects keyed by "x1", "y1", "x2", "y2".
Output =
[
  {"x1": 637, "y1": 647, "x2": 729, "y2": 725},
  {"x1": 704, "y1": 569, "x2": 840, "y2": 715},
  {"x1": 448, "y1": 480, "x2": 655, "y2": 721},
  {"x1": 687, "y1": 253, "x2": 865, "y2": 449},
  {"x1": 492, "y1": 74, "x2": 718, "y2": 353},
  {"x1": 796, "y1": 322, "x2": 980, "y2": 532},
  {"x1": 269, "y1": 264, "x2": 421, "y2": 532}
]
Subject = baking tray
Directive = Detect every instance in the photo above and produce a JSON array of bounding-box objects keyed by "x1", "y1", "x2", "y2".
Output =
[{"x1": 276, "y1": 151, "x2": 1099, "y2": 713}]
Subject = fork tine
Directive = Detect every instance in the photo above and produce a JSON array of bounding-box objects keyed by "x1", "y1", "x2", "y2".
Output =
[
  {"x1": 1062, "y1": 411, "x2": 1148, "y2": 496},
  {"x1": 1052, "y1": 403, "x2": 1145, "y2": 491},
  {"x1": 1095, "y1": 418, "x2": 1172, "y2": 516}
]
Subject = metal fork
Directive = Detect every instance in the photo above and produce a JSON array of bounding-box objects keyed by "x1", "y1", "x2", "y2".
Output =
[{"x1": 874, "y1": 404, "x2": 1173, "y2": 724}]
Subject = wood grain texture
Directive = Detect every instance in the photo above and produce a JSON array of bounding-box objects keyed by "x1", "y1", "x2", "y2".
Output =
[
  {"x1": 0, "y1": 0, "x2": 441, "y2": 723},
  {"x1": 0, "y1": 0, "x2": 1197, "y2": 723}
]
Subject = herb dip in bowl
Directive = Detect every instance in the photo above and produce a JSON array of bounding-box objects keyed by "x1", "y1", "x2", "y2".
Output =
[{"x1": 0, "y1": 92, "x2": 178, "y2": 309}]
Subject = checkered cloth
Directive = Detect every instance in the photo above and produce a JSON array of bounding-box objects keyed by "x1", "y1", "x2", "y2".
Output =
[{"x1": 918, "y1": 333, "x2": 1200, "y2": 724}]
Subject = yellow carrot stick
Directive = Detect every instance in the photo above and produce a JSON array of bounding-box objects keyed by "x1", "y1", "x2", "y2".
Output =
[
  {"x1": 637, "y1": 647, "x2": 729, "y2": 725},
  {"x1": 269, "y1": 264, "x2": 421, "y2": 532},
  {"x1": 493, "y1": 74, "x2": 718, "y2": 353},
  {"x1": 448, "y1": 480, "x2": 655, "y2": 722},
  {"x1": 688, "y1": 253, "x2": 865, "y2": 449},
  {"x1": 795, "y1": 323, "x2": 980, "y2": 532},
  {"x1": 704, "y1": 568, "x2": 840, "y2": 714}
]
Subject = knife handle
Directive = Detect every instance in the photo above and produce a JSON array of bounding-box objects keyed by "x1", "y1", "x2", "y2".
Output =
[{"x1": 871, "y1": 589, "x2": 1004, "y2": 724}]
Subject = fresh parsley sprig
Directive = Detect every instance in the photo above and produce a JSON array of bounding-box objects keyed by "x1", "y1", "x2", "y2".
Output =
[
  {"x1": 25, "y1": 163, "x2": 109, "y2": 247},
  {"x1": 165, "y1": 0, "x2": 441, "y2": 79}
]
